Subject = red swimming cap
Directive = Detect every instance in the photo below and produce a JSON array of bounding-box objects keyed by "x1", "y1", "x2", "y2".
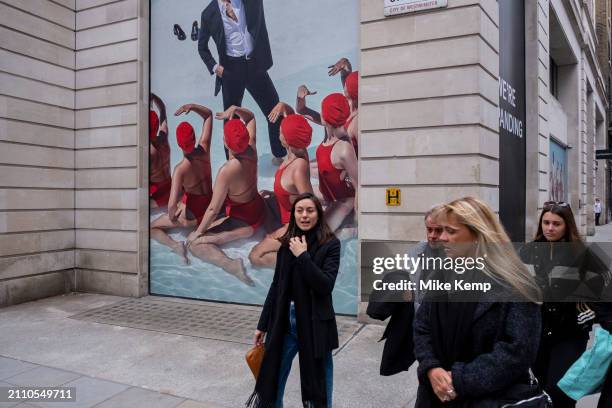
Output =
[
  {"x1": 280, "y1": 114, "x2": 312, "y2": 149},
  {"x1": 345, "y1": 71, "x2": 358, "y2": 101},
  {"x1": 149, "y1": 110, "x2": 159, "y2": 141},
  {"x1": 176, "y1": 121, "x2": 196, "y2": 154},
  {"x1": 224, "y1": 119, "x2": 249, "y2": 153},
  {"x1": 321, "y1": 93, "x2": 350, "y2": 128}
]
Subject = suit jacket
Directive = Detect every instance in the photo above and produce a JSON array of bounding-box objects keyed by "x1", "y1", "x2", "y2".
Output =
[
  {"x1": 413, "y1": 302, "x2": 541, "y2": 407},
  {"x1": 258, "y1": 238, "x2": 340, "y2": 358},
  {"x1": 198, "y1": 0, "x2": 274, "y2": 96}
]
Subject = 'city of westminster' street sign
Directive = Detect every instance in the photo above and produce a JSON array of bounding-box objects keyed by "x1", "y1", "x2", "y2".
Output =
[{"x1": 384, "y1": 0, "x2": 448, "y2": 17}]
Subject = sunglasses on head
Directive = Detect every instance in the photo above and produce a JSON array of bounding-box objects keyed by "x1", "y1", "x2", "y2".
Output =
[{"x1": 543, "y1": 201, "x2": 570, "y2": 209}]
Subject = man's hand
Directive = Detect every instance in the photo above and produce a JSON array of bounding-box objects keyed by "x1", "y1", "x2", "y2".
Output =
[
  {"x1": 289, "y1": 236, "x2": 308, "y2": 258},
  {"x1": 297, "y1": 85, "x2": 317, "y2": 99},
  {"x1": 328, "y1": 57, "x2": 351, "y2": 76},
  {"x1": 253, "y1": 329, "x2": 265, "y2": 346},
  {"x1": 215, "y1": 65, "x2": 224, "y2": 78},
  {"x1": 174, "y1": 104, "x2": 192, "y2": 116},
  {"x1": 427, "y1": 368, "x2": 456, "y2": 403}
]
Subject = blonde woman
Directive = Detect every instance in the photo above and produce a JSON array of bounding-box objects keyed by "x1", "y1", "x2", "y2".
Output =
[{"x1": 414, "y1": 197, "x2": 544, "y2": 407}]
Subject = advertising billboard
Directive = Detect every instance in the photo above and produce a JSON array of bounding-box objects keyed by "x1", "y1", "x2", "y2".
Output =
[{"x1": 149, "y1": 0, "x2": 359, "y2": 314}]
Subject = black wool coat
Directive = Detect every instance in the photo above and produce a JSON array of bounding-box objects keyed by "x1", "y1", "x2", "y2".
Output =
[
  {"x1": 413, "y1": 302, "x2": 541, "y2": 407},
  {"x1": 257, "y1": 238, "x2": 340, "y2": 358}
]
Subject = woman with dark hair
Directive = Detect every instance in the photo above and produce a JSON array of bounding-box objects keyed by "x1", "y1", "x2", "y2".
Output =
[
  {"x1": 247, "y1": 192, "x2": 340, "y2": 408},
  {"x1": 521, "y1": 201, "x2": 611, "y2": 407}
]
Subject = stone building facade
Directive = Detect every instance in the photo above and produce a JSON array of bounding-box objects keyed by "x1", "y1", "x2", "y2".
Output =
[{"x1": 0, "y1": 0, "x2": 609, "y2": 308}]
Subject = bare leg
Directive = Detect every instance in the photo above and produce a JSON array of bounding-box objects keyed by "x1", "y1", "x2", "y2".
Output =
[
  {"x1": 150, "y1": 199, "x2": 159, "y2": 209},
  {"x1": 188, "y1": 218, "x2": 255, "y2": 285},
  {"x1": 325, "y1": 198, "x2": 354, "y2": 232},
  {"x1": 151, "y1": 211, "x2": 196, "y2": 265},
  {"x1": 249, "y1": 225, "x2": 287, "y2": 269}
]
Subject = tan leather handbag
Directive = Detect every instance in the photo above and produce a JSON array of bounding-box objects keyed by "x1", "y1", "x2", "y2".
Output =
[{"x1": 245, "y1": 344, "x2": 265, "y2": 379}]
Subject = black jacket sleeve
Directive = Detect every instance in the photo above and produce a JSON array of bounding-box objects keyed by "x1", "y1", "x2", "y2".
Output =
[
  {"x1": 413, "y1": 302, "x2": 443, "y2": 383},
  {"x1": 257, "y1": 249, "x2": 282, "y2": 332},
  {"x1": 450, "y1": 303, "x2": 541, "y2": 398},
  {"x1": 198, "y1": 10, "x2": 216, "y2": 75},
  {"x1": 295, "y1": 239, "x2": 340, "y2": 296}
]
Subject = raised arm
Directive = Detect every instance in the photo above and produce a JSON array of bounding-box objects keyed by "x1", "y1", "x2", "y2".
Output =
[
  {"x1": 328, "y1": 57, "x2": 353, "y2": 87},
  {"x1": 175, "y1": 104, "x2": 213, "y2": 150},
  {"x1": 296, "y1": 85, "x2": 322, "y2": 125},
  {"x1": 268, "y1": 101, "x2": 295, "y2": 124},
  {"x1": 232, "y1": 106, "x2": 256, "y2": 146}
]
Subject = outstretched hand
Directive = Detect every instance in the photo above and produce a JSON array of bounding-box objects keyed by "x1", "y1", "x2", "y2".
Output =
[
  {"x1": 289, "y1": 235, "x2": 308, "y2": 258},
  {"x1": 328, "y1": 57, "x2": 351, "y2": 76},
  {"x1": 297, "y1": 85, "x2": 317, "y2": 99},
  {"x1": 174, "y1": 104, "x2": 192, "y2": 116}
]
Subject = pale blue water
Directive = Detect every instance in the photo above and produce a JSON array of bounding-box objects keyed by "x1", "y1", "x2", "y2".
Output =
[{"x1": 150, "y1": 0, "x2": 359, "y2": 314}]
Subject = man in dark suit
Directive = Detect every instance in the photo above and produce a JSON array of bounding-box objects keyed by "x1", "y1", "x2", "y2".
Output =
[{"x1": 198, "y1": 0, "x2": 286, "y2": 162}]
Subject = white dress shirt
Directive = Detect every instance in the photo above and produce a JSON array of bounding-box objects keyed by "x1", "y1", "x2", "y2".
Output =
[{"x1": 218, "y1": 0, "x2": 254, "y2": 58}]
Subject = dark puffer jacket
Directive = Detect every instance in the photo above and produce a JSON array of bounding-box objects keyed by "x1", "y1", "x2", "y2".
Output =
[{"x1": 413, "y1": 302, "x2": 541, "y2": 407}]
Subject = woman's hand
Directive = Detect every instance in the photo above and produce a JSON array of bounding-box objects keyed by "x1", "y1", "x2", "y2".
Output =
[
  {"x1": 427, "y1": 368, "x2": 456, "y2": 403},
  {"x1": 254, "y1": 329, "x2": 265, "y2": 346},
  {"x1": 186, "y1": 230, "x2": 202, "y2": 248},
  {"x1": 297, "y1": 85, "x2": 317, "y2": 99},
  {"x1": 174, "y1": 104, "x2": 192, "y2": 116},
  {"x1": 328, "y1": 57, "x2": 351, "y2": 76},
  {"x1": 215, "y1": 106, "x2": 236, "y2": 121},
  {"x1": 267, "y1": 102, "x2": 285, "y2": 123},
  {"x1": 289, "y1": 236, "x2": 307, "y2": 258}
]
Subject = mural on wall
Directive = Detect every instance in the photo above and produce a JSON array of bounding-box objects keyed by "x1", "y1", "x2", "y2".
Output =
[
  {"x1": 549, "y1": 139, "x2": 568, "y2": 202},
  {"x1": 149, "y1": 0, "x2": 359, "y2": 314}
]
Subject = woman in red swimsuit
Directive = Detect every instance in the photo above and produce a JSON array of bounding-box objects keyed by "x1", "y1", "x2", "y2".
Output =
[
  {"x1": 149, "y1": 93, "x2": 172, "y2": 208},
  {"x1": 328, "y1": 58, "x2": 358, "y2": 155},
  {"x1": 249, "y1": 102, "x2": 314, "y2": 269},
  {"x1": 316, "y1": 93, "x2": 358, "y2": 235},
  {"x1": 186, "y1": 106, "x2": 264, "y2": 286},
  {"x1": 150, "y1": 103, "x2": 214, "y2": 265}
]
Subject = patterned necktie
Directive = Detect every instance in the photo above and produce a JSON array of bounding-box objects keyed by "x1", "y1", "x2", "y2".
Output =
[{"x1": 224, "y1": 0, "x2": 238, "y2": 23}]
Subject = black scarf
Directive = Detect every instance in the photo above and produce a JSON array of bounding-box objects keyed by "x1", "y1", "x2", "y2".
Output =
[
  {"x1": 247, "y1": 230, "x2": 329, "y2": 408},
  {"x1": 428, "y1": 299, "x2": 477, "y2": 407}
]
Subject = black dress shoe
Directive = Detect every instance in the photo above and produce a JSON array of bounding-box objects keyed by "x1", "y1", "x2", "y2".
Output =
[
  {"x1": 173, "y1": 24, "x2": 186, "y2": 41},
  {"x1": 191, "y1": 21, "x2": 199, "y2": 41}
]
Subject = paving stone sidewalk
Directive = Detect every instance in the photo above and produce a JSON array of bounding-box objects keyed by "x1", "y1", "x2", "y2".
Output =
[{"x1": 0, "y1": 356, "x2": 214, "y2": 408}]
